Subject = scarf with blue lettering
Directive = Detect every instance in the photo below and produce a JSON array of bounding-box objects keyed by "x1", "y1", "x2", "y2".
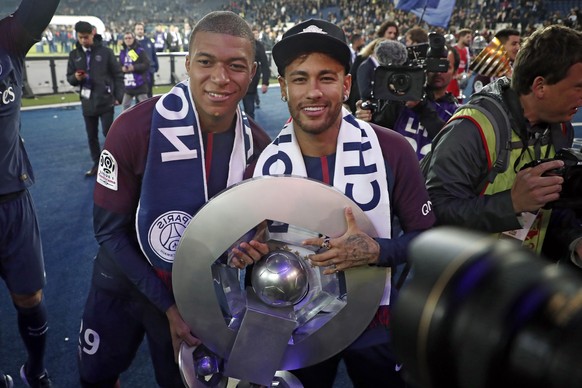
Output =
[
  {"x1": 253, "y1": 107, "x2": 393, "y2": 305},
  {"x1": 136, "y1": 81, "x2": 254, "y2": 273}
]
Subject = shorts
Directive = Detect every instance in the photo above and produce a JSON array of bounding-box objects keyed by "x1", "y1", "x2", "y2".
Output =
[
  {"x1": 0, "y1": 190, "x2": 46, "y2": 294},
  {"x1": 78, "y1": 285, "x2": 182, "y2": 387}
]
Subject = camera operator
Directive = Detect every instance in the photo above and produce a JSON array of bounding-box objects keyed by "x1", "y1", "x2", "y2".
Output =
[
  {"x1": 424, "y1": 25, "x2": 582, "y2": 266},
  {"x1": 355, "y1": 39, "x2": 460, "y2": 160}
]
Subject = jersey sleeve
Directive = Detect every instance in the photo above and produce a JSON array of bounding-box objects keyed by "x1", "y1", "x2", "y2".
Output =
[
  {"x1": 93, "y1": 98, "x2": 175, "y2": 313},
  {"x1": 373, "y1": 124, "x2": 436, "y2": 267}
]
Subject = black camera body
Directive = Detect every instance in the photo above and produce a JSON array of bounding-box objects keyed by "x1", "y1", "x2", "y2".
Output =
[
  {"x1": 371, "y1": 32, "x2": 449, "y2": 102},
  {"x1": 521, "y1": 148, "x2": 582, "y2": 208}
]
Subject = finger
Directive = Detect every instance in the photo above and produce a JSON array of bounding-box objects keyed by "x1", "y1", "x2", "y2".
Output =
[
  {"x1": 230, "y1": 248, "x2": 253, "y2": 267},
  {"x1": 344, "y1": 206, "x2": 358, "y2": 233},
  {"x1": 532, "y1": 160, "x2": 564, "y2": 176},
  {"x1": 302, "y1": 237, "x2": 324, "y2": 248},
  {"x1": 248, "y1": 240, "x2": 270, "y2": 257},
  {"x1": 308, "y1": 250, "x2": 334, "y2": 264}
]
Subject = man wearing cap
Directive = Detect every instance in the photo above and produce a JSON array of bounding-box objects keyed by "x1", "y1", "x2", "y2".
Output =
[{"x1": 247, "y1": 18, "x2": 435, "y2": 387}]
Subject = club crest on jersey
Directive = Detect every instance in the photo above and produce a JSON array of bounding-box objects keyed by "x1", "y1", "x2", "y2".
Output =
[
  {"x1": 96, "y1": 150, "x2": 118, "y2": 191},
  {"x1": 148, "y1": 211, "x2": 192, "y2": 263}
]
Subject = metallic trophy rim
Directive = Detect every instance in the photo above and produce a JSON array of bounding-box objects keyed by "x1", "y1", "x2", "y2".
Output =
[{"x1": 173, "y1": 175, "x2": 387, "y2": 371}]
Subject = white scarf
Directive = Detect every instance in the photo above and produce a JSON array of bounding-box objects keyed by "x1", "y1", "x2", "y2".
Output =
[{"x1": 254, "y1": 107, "x2": 393, "y2": 305}]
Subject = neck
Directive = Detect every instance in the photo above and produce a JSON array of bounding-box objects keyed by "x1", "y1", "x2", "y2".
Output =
[
  {"x1": 294, "y1": 121, "x2": 341, "y2": 157},
  {"x1": 519, "y1": 93, "x2": 539, "y2": 126},
  {"x1": 433, "y1": 87, "x2": 447, "y2": 100},
  {"x1": 199, "y1": 113, "x2": 237, "y2": 135}
]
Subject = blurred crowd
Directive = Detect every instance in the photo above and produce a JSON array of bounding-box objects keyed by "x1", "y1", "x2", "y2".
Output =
[{"x1": 23, "y1": 0, "x2": 582, "y2": 55}]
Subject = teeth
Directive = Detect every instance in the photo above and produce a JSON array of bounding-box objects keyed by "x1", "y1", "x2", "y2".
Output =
[
  {"x1": 208, "y1": 92, "x2": 226, "y2": 98},
  {"x1": 303, "y1": 106, "x2": 323, "y2": 112}
]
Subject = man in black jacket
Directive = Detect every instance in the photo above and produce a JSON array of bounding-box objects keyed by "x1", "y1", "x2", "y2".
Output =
[
  {"x1": 66, "y1": 21, "x2": 124, "y2": 177},
  {"x1": 242, "y1": 26, "x2": 270, "y2": 119}
]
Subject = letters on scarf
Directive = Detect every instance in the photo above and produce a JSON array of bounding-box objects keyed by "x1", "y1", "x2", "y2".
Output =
[
  {"x1": 136, "y1": 81, "x2": 254, "y2": 272},
  {"x1": 253, "y1": 107, "x2": 393, "y2": 305}
]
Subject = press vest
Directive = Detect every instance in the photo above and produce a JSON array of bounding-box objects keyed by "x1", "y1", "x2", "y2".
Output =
[{"x1": 449, "y1": 106, "x2": 557, "y2": 254}]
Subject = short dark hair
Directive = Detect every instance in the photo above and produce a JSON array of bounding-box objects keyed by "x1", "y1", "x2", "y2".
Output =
[
  {"x1": 494, "y1": 28, "x2": 520, "y2": 44},
  {"x1": 512, "y1": 25, "x2": 582, "y2": 95},
  {"x1": 74, "y1": 21, "x2": 93, "y2": 34},
  {"x1": 188, "y1": 11, "x2": 255, "y2": 57}
]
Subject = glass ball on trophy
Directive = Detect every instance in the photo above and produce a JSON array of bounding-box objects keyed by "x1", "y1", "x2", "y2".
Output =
[{"x1": 251, "y1": 250, "x2": 309, "y2": 307}]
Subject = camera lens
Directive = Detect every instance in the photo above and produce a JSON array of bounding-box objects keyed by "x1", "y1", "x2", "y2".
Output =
[
  {"x1": 388, "y1": 73, "x2": 412, "y2": 95},
  {"x1": 392, "y1": 228, "x2": 582, "y2": 388}
]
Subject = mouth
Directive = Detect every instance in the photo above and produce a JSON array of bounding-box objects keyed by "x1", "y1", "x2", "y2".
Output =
[
  {"x1": 206, "y1": 91, "x2": 231, "y2": 102},
  {"x1": 301, "y1": 105, "x2": 326, "y2": 116}
]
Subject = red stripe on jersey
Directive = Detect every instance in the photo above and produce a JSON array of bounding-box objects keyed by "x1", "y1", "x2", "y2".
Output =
[
  {"x1": 321, "y1": 156, "x2": 330, "y2": 184},
  {"x1": 205, "y1": 132, "x2": 214, "y2": 184}
]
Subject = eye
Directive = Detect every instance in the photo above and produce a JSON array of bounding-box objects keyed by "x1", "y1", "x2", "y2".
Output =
[{"x1": 230, "y1": 62, "x2": 247, "y2": 72}]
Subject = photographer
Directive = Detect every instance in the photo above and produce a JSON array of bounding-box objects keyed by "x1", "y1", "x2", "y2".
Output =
[
  {"x1": 356, "y1": 40, "x2": 460, "y2": 160},
  {"x1": 424, "y1": 25, "x2": 582, "y2": 265}
]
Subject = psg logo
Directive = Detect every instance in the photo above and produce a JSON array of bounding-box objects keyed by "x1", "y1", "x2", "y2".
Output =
[{"x1": 148, "y1": 211, "x2": 192, "y2": 263}]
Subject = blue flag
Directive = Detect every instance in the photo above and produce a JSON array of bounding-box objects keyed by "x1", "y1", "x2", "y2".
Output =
[{"x1": 396, "y1": 0, "x2": 456, "y2": 28}]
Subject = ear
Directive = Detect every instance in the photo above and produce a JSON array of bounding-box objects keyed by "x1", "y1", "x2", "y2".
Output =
[
  {"x1": 185, "y1": 55, "x2": 190, "y2": 71},
  {"x1": 250, "y1": 61, "x2": 258, "y2": 81},
  {"x1": 278, "y1": 76, "x2": 287, "y2": 100},
  {"x1": 343, "y1": 73, "x2": 352, "y2": 101},
  {"x1": 531, "y1": 76, "x2": 546, "y2": 98}
]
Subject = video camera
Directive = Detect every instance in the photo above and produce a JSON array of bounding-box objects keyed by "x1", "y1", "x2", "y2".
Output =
[
  {"x1": 521, "y1": 148, "x2": 582, "y2": 209},
  {"x1": 392, "y1": 227, "x2": 582, "y2": 388},
  {"x1": 371, "y1": 32, "x2": 449, "y2": 102}
]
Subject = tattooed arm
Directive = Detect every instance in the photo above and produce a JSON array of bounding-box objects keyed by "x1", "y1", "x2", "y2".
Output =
[{"x1": 303, "y1": 207, "x2": 380, "y2": 275}]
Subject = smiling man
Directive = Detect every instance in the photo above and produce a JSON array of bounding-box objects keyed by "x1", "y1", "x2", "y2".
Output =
[
  {"x1": 77, "y1": 11, "x2": 271, "y2": 387},
  {"x1": 425, "y1": 25, "x2": 582, "y2": 264},
  {"x1": 250, "y1": 18, "x2": 435, "y2": 388}
]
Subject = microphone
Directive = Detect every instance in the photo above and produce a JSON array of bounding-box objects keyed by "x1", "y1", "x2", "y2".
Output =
[{"x1": 375, "y1": 40, "x2": 408, "y2": 67}]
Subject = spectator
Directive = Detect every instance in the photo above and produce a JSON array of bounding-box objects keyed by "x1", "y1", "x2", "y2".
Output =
[
  {"x1": 447, "y1": 28, "x2": 473, "y2": 100},
  {"x1": 242, "y1": 25, "x2": 270, "y2": 119},
  {"x1": 119, "y1": 31, "x2": 150, "y2": 110},
  {"x1": 377, "y1": 20, "x2": 399, "y2": 40},
  {"x1": 66, "y1": 21, "x2": 124, "y2": 177},
  {"x1": 472, "y1": 28, "x2": 521, "y2": 94},
  {"x1": 134, "y1": 21, "x2": 159, "y2": 98}
]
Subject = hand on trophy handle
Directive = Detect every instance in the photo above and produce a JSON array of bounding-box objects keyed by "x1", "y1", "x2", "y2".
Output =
[
  {"x1": 230, "y1": 239, "x2": 270, "y2": 268},
  {"x1": 229, "y1": 221, "x2": 271, "y2": 269},
  {"x1": 166, "y1": 304, "x2": 202, "y2": 362},
  {"x1": 303, "y1": 207, "x2": 380, "y2": 275}
]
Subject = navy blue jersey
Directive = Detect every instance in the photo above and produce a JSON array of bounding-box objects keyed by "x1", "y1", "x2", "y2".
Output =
[
  {"x1": 92, "y1": 97, "x2": 271, "y2": 312},
  {"x1": 0, "y1": 0, "x2": 60, "y2": 195}
]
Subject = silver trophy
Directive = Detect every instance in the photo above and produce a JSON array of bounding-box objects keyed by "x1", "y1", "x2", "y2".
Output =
[{"x1": 173, "y1": 176, "x2": 387, "y2": 387}]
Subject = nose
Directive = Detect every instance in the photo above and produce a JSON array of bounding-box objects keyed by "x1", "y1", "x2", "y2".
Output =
[
  {"x1": 210, "y1": 64, "x2": 229, "y2": 85},
  {"x1": 306, "y1": 81, "x2": 324, "y2": 100}
]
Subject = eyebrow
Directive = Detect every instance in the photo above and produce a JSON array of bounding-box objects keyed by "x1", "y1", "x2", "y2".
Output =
[
  {"x1": 193, "y1": 51, "x2": 248, "y2": 62},
  {"x1": 288, "y1": 68, "x2": 338, "y2": 77}
]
